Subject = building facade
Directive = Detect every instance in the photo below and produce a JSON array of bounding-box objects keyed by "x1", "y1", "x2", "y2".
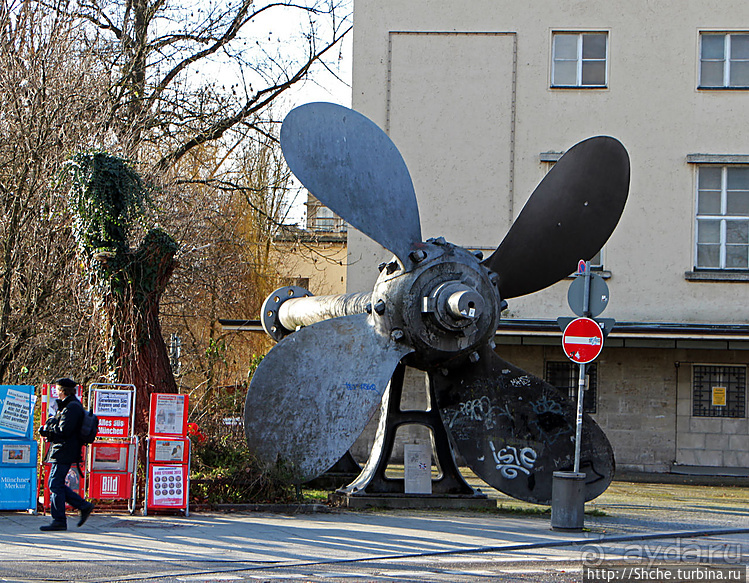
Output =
[{"x1": 347, "y1": 0, "x2": 749, "y2": 473}]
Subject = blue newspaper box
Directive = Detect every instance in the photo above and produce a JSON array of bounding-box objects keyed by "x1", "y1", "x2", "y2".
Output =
[
  {"x1": 0, "y1": 440, "x2": 38, "y2": 511},
  {"x1": 0, "y1": 385, "x2": 38, "y2": 511}
]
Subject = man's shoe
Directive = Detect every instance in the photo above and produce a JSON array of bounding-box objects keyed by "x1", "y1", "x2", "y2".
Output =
[
  {"x1": 40, "y1": 522, "x2": 67, "y2": 531},
  {"x1": 77, "y1": 502, "x2": 95, "y2": 527}
]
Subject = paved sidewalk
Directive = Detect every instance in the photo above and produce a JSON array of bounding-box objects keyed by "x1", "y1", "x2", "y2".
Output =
[{"x1": 1, "y1": 479, "x2": 748, "y2": 582}]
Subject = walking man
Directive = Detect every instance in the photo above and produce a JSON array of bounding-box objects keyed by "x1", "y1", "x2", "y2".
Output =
[{"x1": 39, "y1": 378, "x2": 95, "y2": 531}]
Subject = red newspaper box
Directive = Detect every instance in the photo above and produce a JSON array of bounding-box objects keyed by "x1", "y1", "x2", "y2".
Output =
[
  {"x1": 87, "y1": 384, "x2": 138, "y2": 513},
  {"x1": 145, "y1": 394, "x2": 190, "y2": 516},
  {"x1": 39, "y1": 384, "x2": 86, "y2": 513},
  {"x1": 88, "y1": 441, "x2": 135, "y2": 500}
]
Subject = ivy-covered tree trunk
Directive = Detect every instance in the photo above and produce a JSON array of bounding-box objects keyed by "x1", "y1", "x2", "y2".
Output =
[
  {"x1": 66, "y1": 153, "x2": 178, "y2": 436},
  {"x1": 96, "y1": 229, "x2": 179, "y2": 434}
]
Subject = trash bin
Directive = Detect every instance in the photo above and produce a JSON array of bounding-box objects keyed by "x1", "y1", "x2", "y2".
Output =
[{"x1": 551, "y1": 471, "x2": 586, "y2": 531}]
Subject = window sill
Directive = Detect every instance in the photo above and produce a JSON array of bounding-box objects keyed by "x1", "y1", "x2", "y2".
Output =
[
  {"x1": 697, "y1": 86, "x2": 749, "y2": 90},
  {"x1": 550, "y1": 85, "x2": 608, "y2": 89},
  {"x1": 687, "y1": 154, "x2": 749, "y2": 164},
  {"x1": 685, "y1": 270, "x2": 749, "y2": 282}
]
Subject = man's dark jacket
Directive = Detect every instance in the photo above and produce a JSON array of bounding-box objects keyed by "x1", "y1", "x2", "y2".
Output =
[{"x1": 43, "y1": 395, "x2": 83, "y2": 464}]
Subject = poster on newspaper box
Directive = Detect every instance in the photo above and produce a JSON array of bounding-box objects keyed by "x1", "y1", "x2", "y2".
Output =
[
  {"x1": 93, "y1": 389, "x2": 132, "y2": 417},
  {"x1": 2, "y1": 443, "x2": 31, "y2": 464},
  {"x1": 149, "y1": 394, "x2": 187, "y2": 436},
  {"x1": 153, "y1": 439, "x2": 187, "y2": 463},
  {"x1": 149, "y1": 465, "x2": 187, "y2": 507},
  {"x1": 0, "y1": 386, "x2": 36, "y2": 438}
]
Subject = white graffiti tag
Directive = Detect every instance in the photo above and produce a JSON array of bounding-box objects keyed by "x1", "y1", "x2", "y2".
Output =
[
  {"x1": 510, "y1": 375, "x2": 532, "y2": 387},
  {"x1": 448, "y1": 396, "x2": 504, "y2": 431},
  {"x1": 458, "y1": 396, "x2": 492, "y2": 421},
  {"x1": 489, "y1": 442, "x2": 537, "y2": 479}
]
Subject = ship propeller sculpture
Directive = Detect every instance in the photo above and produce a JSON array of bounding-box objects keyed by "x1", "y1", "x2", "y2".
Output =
[{"x1": 244, "y1": 102, "x2": 629, "y2": 504}]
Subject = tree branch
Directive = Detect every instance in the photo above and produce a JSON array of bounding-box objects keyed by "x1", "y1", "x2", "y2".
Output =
[{"x1": 152, "y1": 24, "x2": 351, "y2": 173}]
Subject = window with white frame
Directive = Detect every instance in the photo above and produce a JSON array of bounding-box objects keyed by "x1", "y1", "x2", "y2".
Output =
[
  {"x1": 699, "y1": 33, "x2": 749, "y2": 88},
  {"x1": 695, "y1": 165, "x2": 749, "y2": 269},
  {"x1": 551, "y1": 32, "x2": 608, "y2": 87}
]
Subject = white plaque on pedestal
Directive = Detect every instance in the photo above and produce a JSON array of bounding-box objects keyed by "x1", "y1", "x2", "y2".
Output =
[{"x1": 404, "y1": 442, "x2": 432, "y2": 494}]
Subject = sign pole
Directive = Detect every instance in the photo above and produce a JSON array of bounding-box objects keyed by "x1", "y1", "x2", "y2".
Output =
[
  {"x1": 552, "y1": 260, "x2": 603, "y2": 532},
  {"x1": 573, "y1": 363, "x2": 586, "y2": 474},
  {"x1": 574, "y1": 260, "x2": 591, "y2": 474}
]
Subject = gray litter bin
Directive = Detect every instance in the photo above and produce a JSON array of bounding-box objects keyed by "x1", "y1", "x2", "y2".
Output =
[{"x1": 551, "y1": 471, "x2": 586, "y2": 531}]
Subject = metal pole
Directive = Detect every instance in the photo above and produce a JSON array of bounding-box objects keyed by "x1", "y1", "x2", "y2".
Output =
[
  {"x1": 582, "y1": 261, "x2": 591, "y2": 317},
  {"x1": 574, "y1": 260, "x2": 591, "y2": 474},
  {"x1": 574, "y1": 363, "x2": 586, "y2": 473}
]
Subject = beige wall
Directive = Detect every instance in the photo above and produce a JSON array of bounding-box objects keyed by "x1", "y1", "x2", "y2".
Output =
[
  {"x1": 349, "y1": 0, "x2": 749, "y2": 325},
  {"x1": 345, "y1": 1, "x2": 749, "y2": 474},
  {"x1": 274, "y1": 238, "x2": 347, "y2": 296}
]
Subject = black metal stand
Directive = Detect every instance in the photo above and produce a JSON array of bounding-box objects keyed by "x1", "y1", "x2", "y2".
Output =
[
  {"x1": 334, "y1": 363, "x2": 483, "y2": 500},
  {"x1": 303, "y1": 450, "x2": 361, "y2": 490}
]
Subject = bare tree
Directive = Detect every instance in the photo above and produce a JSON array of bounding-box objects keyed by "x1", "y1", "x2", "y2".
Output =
[
  {"x1": 159, "y1": 128, "x2": 295, "y2": 407},
  {"x1": 0, "y1": 0, "x2": 350, "y2": 399},
  {"x1": 63, "y1": 0, "x2": 351, "y2": 171},
  {"x1": 0, "y1": 0, "x2": 110, "y2": 384},
  {"x1": 56, "y1": 0, "x2": 349, "y2": 402}
]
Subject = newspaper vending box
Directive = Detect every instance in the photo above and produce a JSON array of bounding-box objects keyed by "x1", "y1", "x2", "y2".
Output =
[
  {"x1": 0, "y1": 385, "x2": 37, "y2": 512},
  {"x1": 40, "y1": 384, "x2": 85, "y2": 513},
  {"x1": 87, "y1": 384, "x2": 138, "y2": 513},
  {"x1": 144, "y1": 393, "x2": 190, "y2": 516}
]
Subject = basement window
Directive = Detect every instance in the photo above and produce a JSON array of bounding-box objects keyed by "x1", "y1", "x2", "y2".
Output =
[
  {"x1": 545, "y1": 361, "x2": 597, "y2": 414},
  {"x1": 692, "y1": 365, "x2": 746, "y2": 418}
]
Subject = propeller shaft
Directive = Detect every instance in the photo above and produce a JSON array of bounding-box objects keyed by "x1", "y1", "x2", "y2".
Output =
[{"x1": 276, "y1": 291, "x2": 372, "y2": 335}]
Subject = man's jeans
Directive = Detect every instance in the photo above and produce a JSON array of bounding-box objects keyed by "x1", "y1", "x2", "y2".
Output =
[{"x1": 48, "y1": 462, "x2": 86, "y2": 524}]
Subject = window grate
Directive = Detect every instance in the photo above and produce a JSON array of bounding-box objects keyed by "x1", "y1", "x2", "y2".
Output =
[
  {"x1": 545, "y1": 361, "x2": 597, "y2": 414},
  {"x1": 692, "y1": 365, "x2": 746, "y2": 418}
]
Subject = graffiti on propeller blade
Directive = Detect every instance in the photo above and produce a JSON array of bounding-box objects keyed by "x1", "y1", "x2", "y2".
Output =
[
  {"x1": 448, "y1": 396, "x2": 506, "y2": 431},
  {"x1": 344, "y1": 382, "x2": 378, "y2": 392},
  {"x1": 489, "y1": 441, "x2": 537, "y2": 479}
]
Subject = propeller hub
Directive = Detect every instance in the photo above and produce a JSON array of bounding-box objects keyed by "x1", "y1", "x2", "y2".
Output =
[
  {"x1": 371, "y1": 240, "x2": 501, "y2": 370},
  {"x1": 429, "y1": 282, "x2": 485, "y2": 329}
]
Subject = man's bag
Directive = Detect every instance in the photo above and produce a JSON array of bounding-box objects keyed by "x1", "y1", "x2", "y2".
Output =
[{"x1": 79, "y1": 409, "x2": 99, "y2": 444}]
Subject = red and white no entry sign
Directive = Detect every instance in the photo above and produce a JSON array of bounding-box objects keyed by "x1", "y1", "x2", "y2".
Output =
[{"x1": 562, "y1": 317, "x2": 604, "y2": 364}]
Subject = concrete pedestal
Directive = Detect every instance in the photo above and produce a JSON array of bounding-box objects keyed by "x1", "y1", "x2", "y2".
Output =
[{"x1": 550, "y1": 471, "x2": 586, "y2": 531}]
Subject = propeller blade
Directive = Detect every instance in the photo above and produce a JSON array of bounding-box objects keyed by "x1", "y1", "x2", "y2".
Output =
[
  {"x1": 244, "y1": 313, "x2": 413, "y2": 483},
  {"x1": 432, "y1": 345, "x2": 614, "y2": 505},
  {"x1": 483, "y1": 136, "x2": 630, "y2": 299},
  {"x1": 281, "y1": 102, "x2": 422, "y2": 266}
]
